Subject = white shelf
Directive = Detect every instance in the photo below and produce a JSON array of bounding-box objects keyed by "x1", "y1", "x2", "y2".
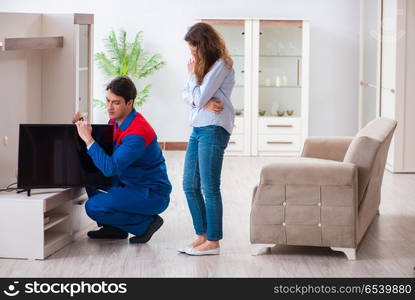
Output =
[
  {"x1": 259, "y1": 115, "x2": 301, "y2": 117},
  {"x1": 44, "y1": 213, "x2": 70, "y2": 230},
  {"x1": 45, "y1": 231, "x2": 66, "y2": 245},
  {"x1": 1, "y1": 36, "x2": 63, "y2": 51},
  {"x1": 259, "y1": 85, "x2": 301, "y2": 88},
  {"x1": 0, "y1": 188, "x2": 83, "y2": 259},
  {"x1": 259, "y1": 55, "x2": 301, "y2": 58},
  {"x1": 233, "y1": 54, "x2": 301, "y2": 58},
  {"x1": 79, "y1": 67, "x2": 88, "y2": 72},
  {"x1": 259, "y1": 115, "x2": 301, "y2": 118},
  {"x1": 235, "y1": 85, "x2": 301, "y2": 88},
  {"x1": 44, "y1": 231, "x2": 72, "y2": 258}
]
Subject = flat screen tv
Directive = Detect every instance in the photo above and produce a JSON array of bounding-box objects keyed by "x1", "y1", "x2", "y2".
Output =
[{"x1": 17, "y1": 124, "x2": 114, "y2": 192}]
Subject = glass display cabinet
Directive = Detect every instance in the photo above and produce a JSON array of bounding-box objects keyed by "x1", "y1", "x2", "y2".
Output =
[
  {"x1": 77, "y1": 24, "x2": 93, "y2": 120},
  {"x1": 252, "y1": 19, "x2": 309, "y2": 156},
  {"x1": 200, "y1": 18, "x2": 309, "y2": 156},
  {"x1": 201, "y1": 19, "x2": 253, "y2": 155}
]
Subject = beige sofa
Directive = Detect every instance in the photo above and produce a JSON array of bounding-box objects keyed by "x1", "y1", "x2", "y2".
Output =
[{"x1": 250, "y1": 118, "x2": 397, "y2": 260}]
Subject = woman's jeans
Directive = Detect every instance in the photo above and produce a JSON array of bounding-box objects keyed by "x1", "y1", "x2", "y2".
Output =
[{"x1": 183, "y1": 125, "x2": 230, "y2": 241}]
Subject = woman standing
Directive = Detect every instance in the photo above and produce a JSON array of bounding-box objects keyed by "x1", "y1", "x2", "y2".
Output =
[{"x1": 181, "y1": 22, "x2": 235, "y2": 256}]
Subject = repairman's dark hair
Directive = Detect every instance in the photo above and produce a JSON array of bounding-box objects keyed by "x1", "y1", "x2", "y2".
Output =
[{"x1": 106, "y1": 76, "x2": 137, "y2": 103}]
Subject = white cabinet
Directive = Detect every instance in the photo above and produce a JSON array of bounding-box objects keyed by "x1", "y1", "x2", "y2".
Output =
[
  {"x1": 0, "y1": 13, "x2": 94, "y2": 188},
  {"x1": 359, "y1": 0, "x2": 415, "y2": 172},
  {"x1": 257, "y1": 134, "x2": 302, "y2": 152},
  {"x1": 40, "y1": 13, "x2": 94, "y2": 123},
  {"x1": 200, "y1": 19, "x2": 253, "y2": 156},
  {"x1": 227, "y1": 134, "x2": 245, "y2": 152},
  {"x1": 0, "y1": 188, "x2": 92, "y2": 260},
  {"x1": 76, "y1": 21, "x2": 94, "y2": 120},
  {"x1": 202, "y1": 18, "x2": 310, "y2": 156},
  {"x1": 258, "y1": 117, "x2": 301, "y2": 134},
  {"x1": 233, "y1": 116, "x2": 244, "y2": 134}
]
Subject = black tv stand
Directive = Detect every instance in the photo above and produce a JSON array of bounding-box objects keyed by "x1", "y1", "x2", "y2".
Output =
[{"x1": 17, "y1": 189, "x2": 31, "y2": 197}]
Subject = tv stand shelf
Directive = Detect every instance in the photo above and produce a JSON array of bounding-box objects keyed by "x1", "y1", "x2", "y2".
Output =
[
  {"x1": 44, "y1": 213, "x2": 70, "y2": 231},
  {"x1": 0, "y1": 36, "x2": 64, "y2": 51},
  {"x1": 0, "y1": 187, "x2": 92, "y2": 260}
]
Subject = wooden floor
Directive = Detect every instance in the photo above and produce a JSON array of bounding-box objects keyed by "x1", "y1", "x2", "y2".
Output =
[{"x1": 1, "y1": 151, "x2": 414, "y2": 277}]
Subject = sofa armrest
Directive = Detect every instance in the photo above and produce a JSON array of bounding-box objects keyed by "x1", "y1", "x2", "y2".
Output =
[
  {"x1": 301, "y1": 136, "x2": 354, "y2": 161},
  {"x1": 259, "y1": 157, "x2": 357, "y2": 186}
]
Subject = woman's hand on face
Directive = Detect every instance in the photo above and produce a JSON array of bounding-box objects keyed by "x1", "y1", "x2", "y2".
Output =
[
  {"x1": 187, "y1": 57, "x2": 195, "y2": 74},
  {"x1": 204, "y1": 98, "x2": 224, "y2": 114},
  {"x1": 75, "y1": 120, "x2": 94, "y2": 146}
]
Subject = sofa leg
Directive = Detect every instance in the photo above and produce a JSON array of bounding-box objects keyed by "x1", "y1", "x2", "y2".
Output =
[
  {"x1": 376, "y1": 209, "x2": 380, "y2": 216},
  {"x1": 251, "y1": 244, "x2": 275, "y2": 256},
  {"x1": 330, "y1": 247, "x2": 356, "y2": 260}
]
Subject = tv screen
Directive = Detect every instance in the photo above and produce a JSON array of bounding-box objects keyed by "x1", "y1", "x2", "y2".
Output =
[{"x1": 17, "y1": 124, "x2": 114, "y2": 190}]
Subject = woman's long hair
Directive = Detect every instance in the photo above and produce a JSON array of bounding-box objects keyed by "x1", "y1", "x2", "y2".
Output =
[{"x1": 184, "y1": 22, "x2": 233, "y2": 84}]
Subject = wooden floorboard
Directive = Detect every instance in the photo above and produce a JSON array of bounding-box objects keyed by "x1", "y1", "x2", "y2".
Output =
[{"x1": 1, "y1": 152, "x2": 414, "y2": 277}]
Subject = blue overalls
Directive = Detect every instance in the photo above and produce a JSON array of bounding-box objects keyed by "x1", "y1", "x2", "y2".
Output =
[{"x1": 85, "y1": 109, "x2": 172, "y2": 236}]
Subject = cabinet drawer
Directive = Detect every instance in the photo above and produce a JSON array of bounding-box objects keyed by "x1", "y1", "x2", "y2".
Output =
[
  {"x1": 226, "y1": 134, "x2": 244, "y2": 152},
  {"x1": 258, "y1": 134, "x2": 301, "y2": 152},
  {"x1": 258, "y1": 117, "x2": 301, "y2": 134},
  {"x1": 233, "y1": 116, "x2": 244, "y2": 134}
]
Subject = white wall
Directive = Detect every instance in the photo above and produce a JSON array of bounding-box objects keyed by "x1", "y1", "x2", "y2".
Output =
[
  {"x1": 0, "y1": 13, "x2": 43, "y2": 187},
  {"x1": 0, "y1": 0, "x2": 360, "y2": 140}
]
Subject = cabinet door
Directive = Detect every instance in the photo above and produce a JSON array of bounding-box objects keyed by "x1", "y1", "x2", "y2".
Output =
[
  {"x1": 359, "y1": 0, "x2": 382, "y2": 128},
  {"x1": 252, "y1": 20, "x2": 305, "y2": 155},
  {"x1": 380, "y1": 0, "x2": 398, "y2": 120},
  {"x1": 257, "y1": 20, "x2": 303, "y2": 117},
  {"x1": 76, "y1": 24, "x2": 92, "y2": 122},
  {"x1": 380, "y1": 0, "x2": 408, "y2": 172},
  {"x1": 380, "y1": 0, "x2": 398, "y2": 171},
  {"x1": 202, "y1": 19, "x2": 252, "y2": 155}
]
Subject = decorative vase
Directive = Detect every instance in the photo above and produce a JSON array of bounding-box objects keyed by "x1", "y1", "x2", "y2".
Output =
[
  {"x1": 277, "y1": 110, "x2": 285, "y2": 117},
  {"x1": 271, "y1": 100, "x2": 280, "y2": 115}
]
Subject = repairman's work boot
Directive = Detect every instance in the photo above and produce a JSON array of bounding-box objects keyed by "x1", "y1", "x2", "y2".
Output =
[
  {"x1": 87, "y1": 225, "x2": 128, "y2": 239},
  {"x1": 129, "y1": 215, "x2": 163, "y2": 244}
]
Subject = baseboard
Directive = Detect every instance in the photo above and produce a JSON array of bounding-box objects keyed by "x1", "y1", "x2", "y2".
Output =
[{"x1": 158, "y1": 142, "x2": 188, "y2": 151}]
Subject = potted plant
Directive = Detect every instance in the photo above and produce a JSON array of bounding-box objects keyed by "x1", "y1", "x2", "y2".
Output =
[{"x1": 94, "y1": 29, "x2": 165, "y2": 110}]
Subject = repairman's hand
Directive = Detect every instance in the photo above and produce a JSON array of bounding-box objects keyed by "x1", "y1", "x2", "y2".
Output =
[
  {"x1": 75, "y1": 120, "x2": 94, "y2": 147},
  {"x1": 72, "y1": 112, "x2": 85, "y2": 124}
]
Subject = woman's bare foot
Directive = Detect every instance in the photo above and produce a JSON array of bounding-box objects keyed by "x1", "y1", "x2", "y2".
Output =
[
  {"x1": 193, "y1": 240, "x2": 220, "y2": 251},
  {"x1": 189, "y1": 234, "x2": 207, "y2": 248}
]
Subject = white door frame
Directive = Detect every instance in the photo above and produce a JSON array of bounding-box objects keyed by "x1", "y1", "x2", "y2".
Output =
[{"x1": 358, "y1": 0, "x2": 383, "y2": 129}]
